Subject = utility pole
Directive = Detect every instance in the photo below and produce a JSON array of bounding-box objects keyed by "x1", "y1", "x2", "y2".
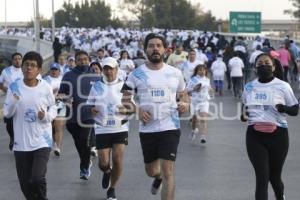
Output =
[
  {"x1": 51, "y1": 0, "x2": 55, "y2": 42},
  {"x1": 4, "y1": 0, "x2": 7, "y2": 30},
  {"x1": 34, "y1": 0, "x2": 41, "y2": 53}
]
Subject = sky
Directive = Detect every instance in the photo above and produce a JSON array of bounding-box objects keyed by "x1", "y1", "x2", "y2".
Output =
[{"x1": 0, "y1": 0, "x2": 296, "y2": 22}]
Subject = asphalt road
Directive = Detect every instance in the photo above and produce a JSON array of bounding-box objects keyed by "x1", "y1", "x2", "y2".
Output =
[{"x1": 0, "y1": 89, "x2": 300, "y2": 200}]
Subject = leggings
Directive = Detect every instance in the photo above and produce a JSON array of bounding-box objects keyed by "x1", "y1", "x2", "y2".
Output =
[
  {"x1": 246, "y1": 125, "x2": 288, "y2": 200},
  {"x1": 283, "y1": 67, "x2": 289, "y2": 82}
]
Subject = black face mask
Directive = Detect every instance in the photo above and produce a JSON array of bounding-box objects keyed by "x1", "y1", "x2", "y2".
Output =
[{"x1": 256, "y1": 65, "x2": 273, "y2": 81}]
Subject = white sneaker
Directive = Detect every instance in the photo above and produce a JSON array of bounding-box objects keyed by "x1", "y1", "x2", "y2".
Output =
[
  {"x1": 200, "y1": 134, "x2": 206, "y2": 143},
  {"x1": 90, "y1": 146, "x2": 98, "y2": 158},
  {"x1": 189, "y1": 128, "x2": 198, "y2": 140}
]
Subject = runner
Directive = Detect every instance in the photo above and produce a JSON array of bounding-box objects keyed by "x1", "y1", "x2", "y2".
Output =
[
  {"x1": 89, "y1": 61, "x2": 103, "y2": 158},
  {"x1": 0, "y1": 52, "x2": 23, "y2": 150},
  {"x1": 3, "y1": 51, "x2": 57, "y2": 200},
  {"x1": 44, "y1": 63, "x2": 65, "y2": 156},
  {"x1": 121, "y1": 33, "x2": 189, "y2": 200},
  {"x1": 187, "y1": 64, "x2": 212, "y2": 142},
  {"x1": 210, "y1": 54, "x2": 227, "y2": 96},
  {"x1": 58, "y1": 50, "x2": 100, "y2": 180},
  {"x1": 241, "y1": 53, "x2": 299, "y2": 200},
  {"x1": 87, "y1": 57, "x2": 130, "y2": 200},
  {"x1": 181, "y1": 49, "x2": 203, "y2": 83}
]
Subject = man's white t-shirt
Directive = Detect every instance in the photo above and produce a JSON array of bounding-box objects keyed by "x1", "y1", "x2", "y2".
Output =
[
  {"x1": 119, "y1": 59, "x2": 135, "y2": 74},
  {"x1": 211, "y1": 59, "x2": 227, "y2": 81},
  {"x1": 0, "y1": 65, "x2": 23, "y2": 88},
  {"x1": 44, "y1": 75, "x2": 62, "y2": 95},
  {"x1": 87, "y1": 79, "x2": 129, "y2": 134},
  {"x1": 181, "y1": 60, "x2": 203, "y2": 82},
  {"x1": 3, "y1": 79, "x2": 57, "y2": 151},
  {"x1": 125, "y1": 63, "x2": 186, "y2": 133},
  {"x1": 242, "y1": 78, "x2": 298, "y2": 128},
  {"x1": 229, "y1": 57, "x2": 244, "y2": 77}
]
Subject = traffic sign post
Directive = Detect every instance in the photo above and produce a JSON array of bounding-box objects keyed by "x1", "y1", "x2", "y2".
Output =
[{"x1": 229, "y1": 12, "x2": 261, "y2": 33}]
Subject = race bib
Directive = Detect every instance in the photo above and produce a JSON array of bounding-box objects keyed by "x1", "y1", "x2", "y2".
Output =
[
  {"x1": 150, "y1": 87, "x2": 171, "y2": 103},
  {"x1": 102, "y1": 117, "x2": 122, "y2": 128},
  {"x1": 248, "y1": 89, "x2": 273, "y2": 105}
]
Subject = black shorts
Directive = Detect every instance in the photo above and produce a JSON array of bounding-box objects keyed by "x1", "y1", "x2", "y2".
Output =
[
  {"x1": 139, "y1": 129, "x2": 181, "y2": 164},
  {"x1": 96, "y1": 132, "x2": 128, "y2": 149}
]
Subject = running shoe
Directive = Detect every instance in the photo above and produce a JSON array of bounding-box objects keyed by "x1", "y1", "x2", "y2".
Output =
[
  {"x1": 9, "y1": 140, "x2": 13, "y2": 151},
  {"x1": 80, "y1": 169, "x2": 88, "y2": 180},
  {"x1": 189, "y1": 128, "x2": 198, "y2": 140},
  {"x1": 90, "y1": 146, "x2": 98, "y2": 158},
  {"x1": 102, "y1": 169, "x2": 111, "y2": 189},
  {"x1": 53, "y1": 146, "x2": 61, "y2": 157},
  {"x1": 200, "y1": 134, "x2": 206, "y2": 143},
  {"x1": 151, "y1": 178, "x2": 162, "y2": 195},
  {"x1": 106, "y1": 187, "x2": 117, "y2": 200},
  {"x1": 80, "y1": 160, "x2": 92, "y2": 180}
]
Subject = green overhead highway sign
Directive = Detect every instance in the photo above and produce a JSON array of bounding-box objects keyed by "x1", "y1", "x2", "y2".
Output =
[{"x1": 230, "y1": 12, "x2": 261, "y2": 33}]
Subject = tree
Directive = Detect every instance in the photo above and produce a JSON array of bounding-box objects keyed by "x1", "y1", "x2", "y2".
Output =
[
  {"x1": 122, "y1": 0, "x2": 218, "y2": 30},
  {"x1": 54, "y1": 0, "x2": 122, "y2": 28},
  {"x1": 284, "y1": 0, "x2": 300, "y2": 20}
]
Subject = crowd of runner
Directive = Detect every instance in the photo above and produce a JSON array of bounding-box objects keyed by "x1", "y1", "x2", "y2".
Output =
[{"x1": 0, "y1": 28, "x2": 300, "y2": 200}]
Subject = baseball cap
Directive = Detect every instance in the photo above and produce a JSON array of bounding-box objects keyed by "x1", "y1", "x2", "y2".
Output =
[
  {"x1": 102, "y1": 57, "x2": 118, "y2": 68},
  {"x1": 50, "y1": 63, "x2": 60, "y2": 70},
  {"x1": 67, "y1": 56, "x2": 75, "y2": 61}
]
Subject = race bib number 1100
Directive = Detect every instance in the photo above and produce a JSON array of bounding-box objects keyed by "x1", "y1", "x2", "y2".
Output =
[{"x1": 150, "y1": 87, "x2": 170, "y2": 103}]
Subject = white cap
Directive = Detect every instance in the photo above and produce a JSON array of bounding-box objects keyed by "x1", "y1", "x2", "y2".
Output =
[{"x1": 102, "y1": 57, "x2": 118, "y2": 68}]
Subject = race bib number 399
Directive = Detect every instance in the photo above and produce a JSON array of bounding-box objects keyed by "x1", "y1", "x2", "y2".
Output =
[{"x1": 248, "y1": 90, "x2": 273, "y2": 105}]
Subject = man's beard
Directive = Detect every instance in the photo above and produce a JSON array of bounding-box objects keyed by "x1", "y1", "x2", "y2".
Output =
[{"x1": 147, "y1": 52, "x2": 163, "y2": 64}]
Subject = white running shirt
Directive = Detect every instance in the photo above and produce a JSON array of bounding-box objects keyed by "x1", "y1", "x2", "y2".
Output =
[
  {"x1": 3, "y1": 79, "x2": 57, "y2": 151},
  {"x1": 125, "y1": 63, "x2": 186, "y2": 133},
  {"x1": 0, "y1": 65, "x2": 23, "y2": 88},
  {"x1": 87, "y1": 79, "x2": 129, "y2": 134},
  {"x1": 242, "y1": 78, "x2": 298, "y2": 128}
]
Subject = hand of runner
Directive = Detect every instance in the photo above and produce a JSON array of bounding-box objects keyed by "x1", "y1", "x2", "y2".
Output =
[
  {"x1": 91, "y1": 107, "x2": 99, "y2": 116},
  {"x1": 13, "y1": 93, "x2": 20, "y2": 101},
  {"x1": 118, "y1": 105, "x2": 134, "y2": 115},
  {"x1": 177, "y1": 102, "x2": 189, "y2": 114},
  {"x1": 276, "y1": 104, "x2": 285, "y2": 113},
  {"x1": 139, "y1": 109, "x2": 151, "y2": 124},
  {"x1": 38, "y1": 108, "x2": 45, "y2": 120},
  {"x1": 193, "y1": 83, "x2": 202, "y2": 91}
]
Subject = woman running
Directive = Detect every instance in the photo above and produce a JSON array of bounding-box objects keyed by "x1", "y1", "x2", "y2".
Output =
[
  {"x1": 241, "y1": 53, "x2": 299, "y2": 200},
  {"x1": 187, "y1": 64, "x2": 212, "y2": 143}
]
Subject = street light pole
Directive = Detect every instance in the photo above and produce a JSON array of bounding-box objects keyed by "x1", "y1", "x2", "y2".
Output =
[
  {"x1": 51, "y1": 0, "x2": 55, "y2": 42},
  {"x1": 4, "y1": 0, "x2": 7, "y2": 30},
  {"x1": 35, "y1": 0, "x2": 41, "y2": 53}
]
